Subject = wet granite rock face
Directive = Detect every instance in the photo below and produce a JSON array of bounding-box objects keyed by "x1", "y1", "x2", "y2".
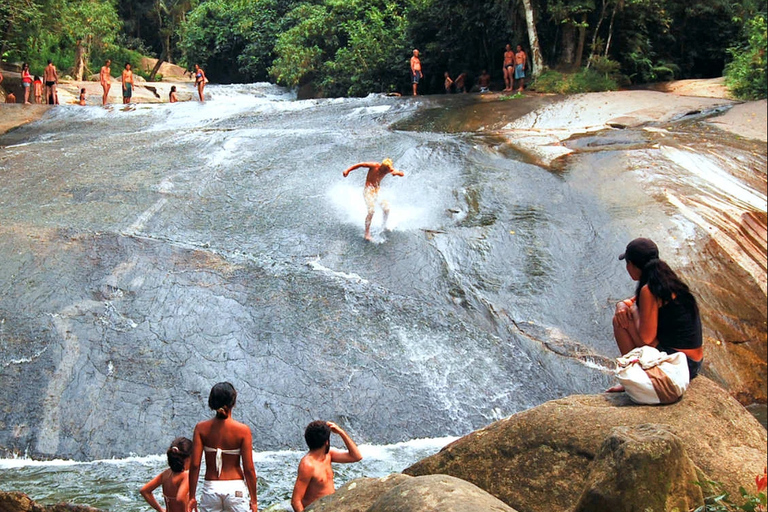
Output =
[
  {"x1": 306, "y1": 474, "x2": 518, "y2": 512},
  {"x1": 573, "y1": 424, "x2": 703, "y2": 512},
  {"x1": 0, "y1": 492, "x2": 104, "y2": 512},
  {"x1": 405, "y1": 377, "x2": 767, "y2": 512}
]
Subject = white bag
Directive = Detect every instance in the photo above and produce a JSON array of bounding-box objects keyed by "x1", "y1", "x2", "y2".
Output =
[{"x1": 615, "y1": 346, "x2": 690, "y2": 404}]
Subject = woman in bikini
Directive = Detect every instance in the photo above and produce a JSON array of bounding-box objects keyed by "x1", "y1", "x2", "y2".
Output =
[
  {"x1": 141, "y1": 437, "x2": 193, "y2": 512},
  {"x1": 187, "y1": 382, "x2": 258, "y2": 512},
  {"x1": 194, "y1": 64, "x2": 206, "y2": 102},
  {"x1": 609, "y1": 238, "x2": 703, "y2": 391}
]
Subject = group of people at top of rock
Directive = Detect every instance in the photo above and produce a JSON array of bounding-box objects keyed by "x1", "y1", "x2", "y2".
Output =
[
  {"x1": 139, "y1": 237, "x2": 703, "y2": 512},
  {"x1": 141, "y1": 382, "x2": 362, "y2": 512},
  {"x1": 1, "y1": 60, "x2": 206, "y2": 106}
]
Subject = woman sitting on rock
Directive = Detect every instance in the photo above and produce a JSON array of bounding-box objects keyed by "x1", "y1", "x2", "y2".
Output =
[
  {"x1": 610, "y1": 237, "x2": 703, "y2": 391},
  {"x1": 187, "y1": 382, "x2": 258, "y2": 512}
]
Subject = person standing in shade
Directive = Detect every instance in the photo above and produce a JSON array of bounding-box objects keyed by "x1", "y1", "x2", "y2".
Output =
[
  {"x1": 410, "y1": 49, "x2": 422, "y2": 96},
  {"x1": 21, "y1": 63, "x2": 33, "y2": 104},
  {"x1": 478, "y1": 69, "x2": 491, "y2": 93},
  {"x1": 194, "y1": 64, "x2": 207, "y2": 102},
  {"x1": 187, "y1": 382, "x2": 258, "y2": 512},
  {"x1": 100, "y1": 60, "x2": 112, "y2": 105},
  {"x1": 290, "y1": 421, "x2": 362, "y2": 512},
  {"x1": 454, "y1": 72, "x2": 467, "y2": 93},
  {"x1": 609, "y1": 237, "x2": 704, "y2": 392},
  {"x1": 122, "y1": 63, "x2": 134, "y2": 104},
  {"x1": 444, "y1": 71, "x2": 453, "y2": 94},
  {"x1": 513, "y1": 45, "x2": 528, "y2": 92},
  {"x1": 503, "y1": 44, "x2": 515, "y2": 91},
  {"x1": 44, "y1": 60, "x2": 58, "y2": 105}
]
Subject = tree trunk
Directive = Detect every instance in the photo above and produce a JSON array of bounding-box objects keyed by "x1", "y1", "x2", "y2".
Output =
[
  {"x1": 73, "y1": 39, "x2": 87, "y2": 81},
  {"x1": 587, "y1": 0, "x2": 608, "y2": 68},
  {"x1": 560, "y1": 24, "x2": 576, "y2": 67},
  {"x1": 604, "y1": 1, "x2": 618, "y2": 57},
  {"x1": 575, "y1": 13, "x2": 587, "y2": 68},
  {"x1": 520, "y1": 0, "x2": 544, "y2": 78}
]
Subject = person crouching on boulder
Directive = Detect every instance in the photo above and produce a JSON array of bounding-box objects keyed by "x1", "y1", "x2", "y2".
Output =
[
  {"x1": 609, "y1": 237, "x2": 703, "y2": 392},
  {"x1": 291, "y1": 421, "x2": 362, "y2": 511},
  {"x1": 141, "y1": 437, "x2": 193, "y2": 512}
]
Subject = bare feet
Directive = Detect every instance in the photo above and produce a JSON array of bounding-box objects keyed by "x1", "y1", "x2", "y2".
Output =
[
  {"x1": 606, "y1": 384, "x2": 625, "y2": 393},
  {"x1": 364, "y1": 233, "x2": 373, "y2": 242}
]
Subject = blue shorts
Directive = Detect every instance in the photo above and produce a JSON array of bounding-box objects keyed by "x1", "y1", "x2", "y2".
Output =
[
  {"x1": 412, "y1": 71, "x2": 422, "y2": 84},
  {"x1": 514, "y1": 64, "x2": 525, "y2": 79}
]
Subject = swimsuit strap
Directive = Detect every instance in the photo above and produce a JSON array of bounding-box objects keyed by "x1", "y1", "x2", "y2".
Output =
[{"x1": 203, "y1": 446, "x2": 241, "y2": 478}]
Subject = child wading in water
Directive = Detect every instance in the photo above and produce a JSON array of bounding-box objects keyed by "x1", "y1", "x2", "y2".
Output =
[
  {"x1": 343, "y1": 158, "x2": 404, "y2": 241},
  {"x1": 141, "y1": 437, "x2": 193, "y2": 512}
]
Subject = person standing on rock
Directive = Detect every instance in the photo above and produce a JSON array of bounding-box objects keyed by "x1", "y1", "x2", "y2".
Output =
[
  {"x1": 21, "y1": 63, "x2": 33, "y2": 104},
  {"x1": 290, "y1": 421, "x2": 363, "y2": 512},
  {"x1": 122, "y1": 63, "x2": 134, "y2": 105},
  {"x1": 100, "y1": 60, "x2": 112, "y2": 106},
  {"x1": 503, "y1": 44, "x2": 515, "y2": 91},
  {"x1": 609, "y1": 237, "x2": 703, "y2": 391},
  {"x1": 410, "y1": 49, "x2": 422, "y2": 96},
  {"x1": 187, "y1": 382, "x2": 258, "y2": 512},
  {"x1": 343, "y1": 158, "x2": 405, "y2": 241},
  {"x1": 44, "y1": 60, "x2": 58, "y2": 105},
  {"x1": 194, "y1": 64, "x2": 207, "y2": 102},
  {"x1": 513, "y1": 45, "x2": 528, "y2": 93}
]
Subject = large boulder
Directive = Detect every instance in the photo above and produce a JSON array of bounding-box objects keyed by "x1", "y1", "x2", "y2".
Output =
[
  {"x1": 0, "y1": 492, "x2": 103, "y2": 512},
  {"x1": 573, "y1": 424, "x2": 703, "y2": 512},
  {"x1": 405, "y1": 377, "x2": 767, "y2": 512},
  {"x1": 307, "y1": 474, "x2": 411, "y2": 512},
  {"x1": 367, "y1": 475, "x2": 518, "y2": 512},
  {"x1": 306, "y1": 474, "x2": 518, "y2": 512}
]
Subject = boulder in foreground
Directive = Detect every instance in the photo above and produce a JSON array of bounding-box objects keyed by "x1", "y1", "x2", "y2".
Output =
[
  {"x1": 307, "y1": 474, "x2": 518, "y2": 512},
  {"x1": 0, "y1": 492, "x2": 104, "y2": 512},
  {"x1": 405, "y1": 377, "x2": 767, "y2": 512}
]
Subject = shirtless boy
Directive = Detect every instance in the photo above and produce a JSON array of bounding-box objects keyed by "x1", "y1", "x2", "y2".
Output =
[
  {"x1": 291, "y1": 421, "x2": 362, "y2": 512},
  {"x1": 503, "y1": 44, "x2": 515, "y2": 91},
  {"x1": 410, "y1": 49, "x2": 422, "y2": 96},
  {"x1": 122, "y1": 63, "x2": 134, "y2": 104},
  {"x1": 513, "y1": 45, "x2": 528, "y2": 92},
  {"x1": 44, "y1": 60, "x2": 58, "y2": 105},
  {"x1": 343, "y1": 158, "x2": 405, "y2": 241},
  {"x1": 100, "y1": 60, "x2": 111, "y2": 105}
]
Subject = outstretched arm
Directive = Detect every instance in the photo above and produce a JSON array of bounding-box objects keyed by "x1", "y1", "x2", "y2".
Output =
[
  {"x1": 343, "y1": 162, "x2": 375, "y2": 177},
  {"x1": 328, "y1": 422, "x2": 362, "y2": 463}
]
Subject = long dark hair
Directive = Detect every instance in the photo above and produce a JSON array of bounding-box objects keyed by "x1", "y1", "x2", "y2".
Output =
[
  {"x1": 635, "y1": 258, "x2": 697, "y2": 310},
  {"x1": 167, "y1": 437, "x2": 192, "y2": 473}
]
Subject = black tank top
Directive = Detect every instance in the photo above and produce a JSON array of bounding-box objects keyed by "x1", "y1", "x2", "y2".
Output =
[{"x1": 656, "y1": 297, "x2": 702, "y2": 351}]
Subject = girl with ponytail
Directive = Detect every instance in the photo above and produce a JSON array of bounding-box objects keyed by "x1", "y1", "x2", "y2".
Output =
[
  {"x1": 141, "y1": 437, "x2": 193, "y2": 512},
  {"x1": 187, "y1": 382, "x2": 258, "y2": 512},
  {"x1": 611, "y1": 238, "x2": 703, "y2": 389}
]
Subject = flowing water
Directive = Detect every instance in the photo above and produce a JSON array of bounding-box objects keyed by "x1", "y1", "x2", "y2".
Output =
[{"x1": 0, "y1": 84, "x2": 765, "y2": 509}]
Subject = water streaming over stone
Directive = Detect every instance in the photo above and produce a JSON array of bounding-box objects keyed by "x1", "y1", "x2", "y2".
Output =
[{"x1": 0, "y1": 84, "x2": 765, "y2": 509}]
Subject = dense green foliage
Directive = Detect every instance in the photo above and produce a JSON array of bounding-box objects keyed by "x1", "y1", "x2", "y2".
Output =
[
  {"x1": 1, "y1": 0, "x2": 766, "y2": 97},
  {"x1": 725, "y1": 13, "x2": 767, "y2": 100}
]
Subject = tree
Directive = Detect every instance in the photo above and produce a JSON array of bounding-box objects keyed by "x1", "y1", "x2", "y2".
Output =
[
  {"x1": 59, "y1": 0, "x2": 121, "y2": 80},
  {"x1": 521, "y1": 0, "x2": 545, "y2": 78}
]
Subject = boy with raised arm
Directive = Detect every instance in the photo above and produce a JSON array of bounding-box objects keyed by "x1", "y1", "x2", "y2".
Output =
[
  {"x1": 343, "y1": 158, "x2": 404, "y2": 241},
  {"x1": 291, "y1": 421, "x2": 362, "y2": 512}
]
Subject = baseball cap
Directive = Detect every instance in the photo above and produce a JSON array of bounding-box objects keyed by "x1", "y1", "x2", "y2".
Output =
[{"x1": 618, "y1": 238, "x2": 659, "y2": 267}]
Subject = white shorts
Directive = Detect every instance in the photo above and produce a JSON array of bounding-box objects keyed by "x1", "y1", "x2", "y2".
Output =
[{"x1": 199, "y1": 480, "x2": 251, "y2": 512}]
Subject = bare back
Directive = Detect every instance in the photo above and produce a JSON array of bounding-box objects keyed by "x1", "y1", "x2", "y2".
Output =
[
  {"x1": 365, "y1": 164, "x2": 395, "y2": 189},
  {"x1": 162, "y1": 469, "x2": 189, "y2": 512},
  {"x1": 44, "y1": 65, "x2": 57, "y2": 82},
  {"x1": 194, "y1": 417, "x2": 249, "y2": 480}
]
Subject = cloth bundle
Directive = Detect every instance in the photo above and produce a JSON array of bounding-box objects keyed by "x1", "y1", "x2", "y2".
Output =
[{"x1": 615, "y1": 346, "x2": 690, "y2": 404}]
